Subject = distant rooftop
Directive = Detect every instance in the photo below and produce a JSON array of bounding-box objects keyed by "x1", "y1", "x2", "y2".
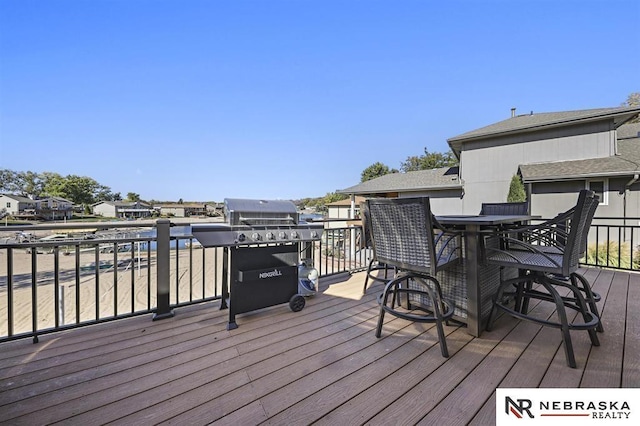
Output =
[{"x1": 337, "y1": 167, "x2": 461, "y2": 195}]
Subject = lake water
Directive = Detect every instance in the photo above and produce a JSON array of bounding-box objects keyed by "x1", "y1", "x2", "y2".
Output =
[{"x1": 123, "y1": 225, "x2": 193, "y2": 250}]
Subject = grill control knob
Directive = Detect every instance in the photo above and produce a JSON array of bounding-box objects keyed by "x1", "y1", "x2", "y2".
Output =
[
  {"x1": 237, "y1": 233, "x2": 246, "y2": 242},
  {"x1": 278, "y1": 231, "x2": 287, "y2": 239},
  {"x1": 251, "y1": 232, "x2": 261, "y2": 241},
  {"x1": 266, "y1": 232, "x2": 275, "y2": 240},
  {"x1": 291, "y1": 231, "x2": 299, "y2": 239}
]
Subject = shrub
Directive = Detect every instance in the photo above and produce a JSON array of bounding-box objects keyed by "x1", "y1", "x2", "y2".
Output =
[{"x1": 586, "y1": 241, "x2": 633, "y2": 269}]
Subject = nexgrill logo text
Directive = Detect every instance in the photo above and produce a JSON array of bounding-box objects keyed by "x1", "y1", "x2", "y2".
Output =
[{"x1": 259, "y1": 269, "x2": 282, "y2": 279}]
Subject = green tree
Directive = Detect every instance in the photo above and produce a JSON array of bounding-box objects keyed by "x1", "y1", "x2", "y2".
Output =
[
  {"x1": 41, "y1": 172, "x2": 67, "y2": 197},
  {"x1": 0, "y1": 169, "x2": 45, "y2": 198},
  {"x1": 0, "y1": 169, "x2": 23, "y2": 194},
  {"x1": 622, "y1": 92, "x2": 640, "y2": 123},
  {"x1": 42, "y1": 175, "x2": 103, "y2": 205},
  {"x1": 507, "y1": 174, "x2": 526, "y2": 202},
  {"x1": 126, "y1": 192, "x2": 141, "y2": 202},
  {"x1": 20, "y1": 171, "x2": 45, "y2": 198},
  {"x1": 96, "y1": 187, "x2": 121, "y2": 202},
  {"x1": 401, "y1": 149, "x2": 458, "y2": 172},
  {"x1": 306, "y1": 192, "x2": 348, "y2": 213},
  {"x1": 361, "y1": 162, "x2": 397, "y2": 182}
]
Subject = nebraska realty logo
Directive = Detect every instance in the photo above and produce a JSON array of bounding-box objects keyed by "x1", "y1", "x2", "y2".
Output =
[{"x1": 496, "y1": 388, "x2": 639, "y2": 424}]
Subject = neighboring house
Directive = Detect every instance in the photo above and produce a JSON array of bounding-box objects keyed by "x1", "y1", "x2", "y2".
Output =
[
  {"x1": 92, "y1": 201, "x2": 154, "y2": 219},
  {"x1": 519, "y1": 121, "x2": 640, "y2": 219},
  {"x1": 337, "y1": 168, "x2": 463, "y2": 214},
  {"x1": 338, "y1": 106, "x2": 640, "y2": 219},
  {"x1": 326, "y1": 196, "x2": 367, "y2": 228},
  {"x1": 0, "y1": 194, "x2": 73, "y2": 220},
  {"x1": 0, "y1": 194, "x2": 39, "y2": 218},
  {"x1": 327, "y1": 196, "x2": 366, "y2": 219},
  {"x1": 448, "y1": 106, "x2": 640, "y2": 217},
  {"x1": 154, "y1": 203, "x2": 208, "y2": 217},
  {"x1": 37, "y1": 196, "x2": 74, "y2": 220}
]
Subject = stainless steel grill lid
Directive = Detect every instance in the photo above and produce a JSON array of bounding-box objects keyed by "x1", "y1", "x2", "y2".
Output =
[
  {"x1": 192, "y1": 198, "x2": 322, "y2": 247},
  {"x1": 224, "y1": 198, "x2": 298, "y2": 226}
]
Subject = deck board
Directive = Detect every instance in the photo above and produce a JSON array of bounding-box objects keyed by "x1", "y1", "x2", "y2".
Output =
[{"x1": 0, "y1": 267, "x2": 637, "y2": 425}]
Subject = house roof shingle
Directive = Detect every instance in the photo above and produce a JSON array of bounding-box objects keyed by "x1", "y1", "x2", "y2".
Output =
[
  {"x1": 520, "y1": 123, "x2": 640, "y2": 182},
  {"x1": 326, "y1": 196, "x2": 367, "y2": 207},
  {"x1": 618, "y1": 122, "x2": 640, "y2": 140},
  {"x1": 337, "y1": 167, "x2": 461, "y2": 195},
  {"x1": 447, "y1": 106, "x2": 640, "y2": 144},
  {"x1": 0, "y1": 194, "x2": 36, "y2": 203}
]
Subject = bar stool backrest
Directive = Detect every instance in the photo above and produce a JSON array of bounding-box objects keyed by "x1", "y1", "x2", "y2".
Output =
[
  {"x1": 480, "y1": 201, "x2": 529, "y2": 215},
  {"x1": 366, "y1": 197, "x2": 437, "y2": 276},
  {"x1": 360, "y1": 201, "x2": 373, "y2": 249},
  {"x1": 561, "y1": 190, "x2": 598, "y2": 276}
]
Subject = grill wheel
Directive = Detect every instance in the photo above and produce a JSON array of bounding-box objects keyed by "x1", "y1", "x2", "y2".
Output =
[{"x1": 289, "y1": 294, "x2": 306, "y2": 312}]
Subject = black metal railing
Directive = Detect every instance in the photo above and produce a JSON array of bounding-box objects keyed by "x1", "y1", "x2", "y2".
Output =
[
  {"x1": 583, "y1": 216, "x2": 640, "y2": 271},
  {"x1": 2, "y1": 215, "x2": 634, "y2": 343},
  {"x1": 0, "y1": 220, "x2": 225, "y2": 343},
  {"x1": 0, "y1": 219, "x2": 366, "y2": 343}
]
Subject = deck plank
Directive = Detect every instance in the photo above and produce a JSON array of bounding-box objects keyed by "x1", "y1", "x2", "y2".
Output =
[
  {"x1": 624, "y1": 271, "x2": 640, "y2": 387},
  {"x1": 580, "y1": 269, "x2": 627, "y2": 388},
  {"x1": 0, "y1": 267, "x2": 635, "y2": 425}
]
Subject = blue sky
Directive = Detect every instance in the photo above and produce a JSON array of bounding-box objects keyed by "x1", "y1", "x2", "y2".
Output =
[{"x1": 1, "y1": 0, "x2": 639, "y2": 202}]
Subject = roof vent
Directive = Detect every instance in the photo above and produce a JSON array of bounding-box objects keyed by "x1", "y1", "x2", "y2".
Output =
[{"x1": 511, "y1": 107, "x2": 516, "y2": 118}]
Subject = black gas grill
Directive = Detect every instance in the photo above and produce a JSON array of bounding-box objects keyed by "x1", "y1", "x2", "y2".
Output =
[{"x1": 192, "y1": 198, "x2": 323, "y2": 330}]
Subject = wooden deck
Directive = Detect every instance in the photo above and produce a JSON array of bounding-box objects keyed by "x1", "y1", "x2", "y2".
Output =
[{"x1": 1, "y1": 267, "x2": 638, "y2": 425}]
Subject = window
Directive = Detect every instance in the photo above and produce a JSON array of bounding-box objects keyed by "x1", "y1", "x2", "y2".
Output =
[{"x1": 586, "y1": 179, "x2": 608, "y2": 205}]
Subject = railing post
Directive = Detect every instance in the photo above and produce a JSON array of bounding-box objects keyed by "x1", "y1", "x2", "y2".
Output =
[{"x1": 153, "y1": 219, "x2": 175, "y2": 320}]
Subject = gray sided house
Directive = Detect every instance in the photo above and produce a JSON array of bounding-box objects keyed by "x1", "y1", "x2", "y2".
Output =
[
  {"x1": 338, "y1": 106, "x2": 640, "y2": 219},
  {"x1": 154, "y1": 203, "x2": 208, "y2": 218},
  {"x1": 36, "y1": 196, "x2": 74, "y2": 220},
  {"x1": 92, "y1": 201, "x2": 154, "y2": 219},
  {"x1": 448, "y1": 107, "x2": 640, "y2": 217},
  {"x1": 337, "y1": 167, "x2": 463, "y2": 215},
  {"x1": 519, "y1": 121, "x2": 640, "y2": 219}
]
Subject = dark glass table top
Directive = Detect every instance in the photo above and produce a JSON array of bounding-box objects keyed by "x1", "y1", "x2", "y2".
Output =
[{"x1": 435, "y1": 215, "x2": 539, "y2": 226}]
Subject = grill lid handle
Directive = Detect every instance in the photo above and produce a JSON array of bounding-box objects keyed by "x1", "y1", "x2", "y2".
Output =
[{"x1": 239, "y1": 215, "x2": 296, "y2": 225}]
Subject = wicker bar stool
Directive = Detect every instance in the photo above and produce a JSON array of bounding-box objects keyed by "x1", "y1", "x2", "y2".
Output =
[
  {"x1": 515, "y1": 193, "x2": 603, "y2": 332},
  {"x1": 360, "y1": 201, "x2": 395, "y2": 294},
  {"x1": 367, "y1": 197, "x2": 461, "y2": 358},
  {"x1": 484, "y1": 190, "x2": 601, "y2": 368}
]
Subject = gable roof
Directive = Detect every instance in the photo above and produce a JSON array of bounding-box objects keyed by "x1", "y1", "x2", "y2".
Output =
[
  {"x1": 447, "y1": 106, "x2": 640, "y2": 146},
  {"x1": 40, "y1": 196, "x2": 73, "y2": 203},
  {"x1": 0, "y1": 194, "x2": 36, "y2": 203},
  {"x1": 618, "y1": 122, "x2": 640, "y2": 140},
  {"x1": 326, "y1": 196, "x2": 366, "y2": 207},
  {"x1": 92, "y1": 200, "x2": 152, "y2": 207},
  {"x1": 337, "y1": 167, "x2": 461, "y2": 195},
  {"x1": 520, "y1": 123, "x2": 640, "y2": 182}
]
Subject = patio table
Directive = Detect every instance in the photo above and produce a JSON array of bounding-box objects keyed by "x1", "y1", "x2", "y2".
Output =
[{"x1": 435, "y1": 214, "x2": 539, "y2": 336}]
